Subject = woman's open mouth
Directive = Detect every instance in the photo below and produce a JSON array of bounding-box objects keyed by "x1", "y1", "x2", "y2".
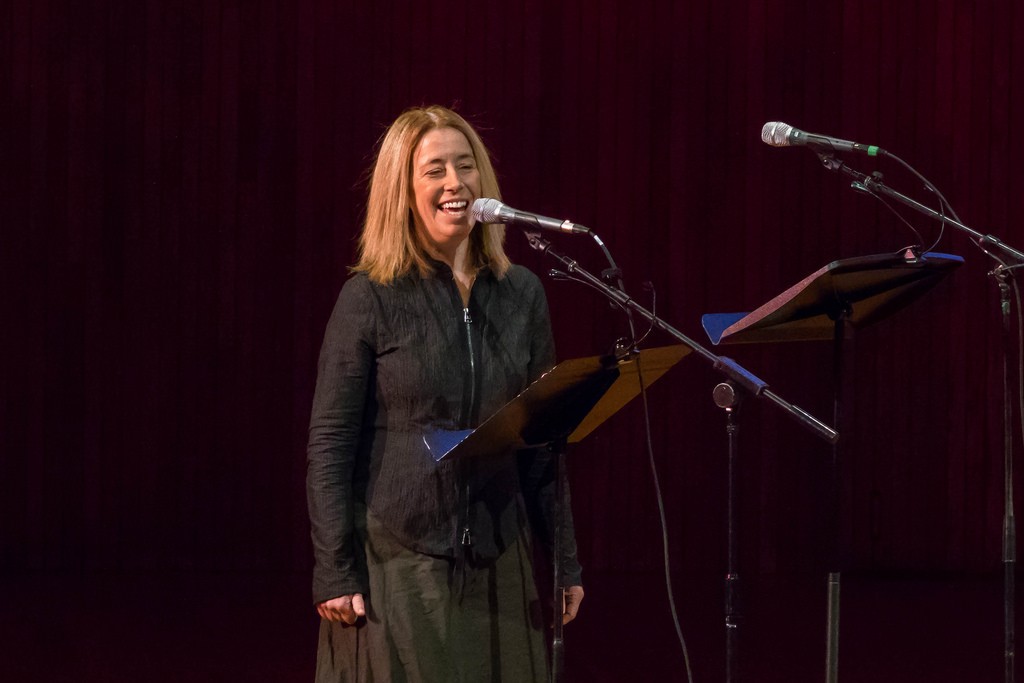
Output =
[{"x1": 439, "y1": 200, "x2": 469, "y2": 217}]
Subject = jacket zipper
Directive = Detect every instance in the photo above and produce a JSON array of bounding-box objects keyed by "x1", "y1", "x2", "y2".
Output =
[{"x1": 461, "y1": 305, "x2": 475, "y2": 549}]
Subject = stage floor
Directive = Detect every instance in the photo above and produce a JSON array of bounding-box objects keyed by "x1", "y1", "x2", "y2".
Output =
[{"x1": 0, "y1": 570, "x2": 1013, "y2": 682}]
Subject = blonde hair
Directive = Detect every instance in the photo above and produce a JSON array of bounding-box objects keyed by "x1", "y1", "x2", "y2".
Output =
[{"x1": 353, "y1": 105, "x2": 510, "y2": 284}]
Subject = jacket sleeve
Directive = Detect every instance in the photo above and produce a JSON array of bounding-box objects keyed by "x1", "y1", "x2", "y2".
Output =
[
  {"x1": 520, "y1": 274, "x2": 584, "y2": 587},
  {"x1": 306, "y1": 276, "x2": 375, "y2": 604}
]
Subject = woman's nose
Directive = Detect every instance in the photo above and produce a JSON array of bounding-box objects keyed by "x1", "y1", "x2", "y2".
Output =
[{"x1": 444, "y1": 166, "x2": 463, "y2": 190}]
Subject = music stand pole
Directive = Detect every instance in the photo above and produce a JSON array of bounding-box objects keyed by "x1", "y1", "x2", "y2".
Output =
[{"x1": 551, "y1": 437, "x2": 567, "y2": 683}]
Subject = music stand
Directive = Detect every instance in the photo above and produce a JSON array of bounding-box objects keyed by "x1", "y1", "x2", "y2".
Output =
[
  {"x1": 702, "y1": 249, "x2": 963, "y2": 683},
  {"x1": 424, "y1": 344, "x2": 690, "y2": 682}
]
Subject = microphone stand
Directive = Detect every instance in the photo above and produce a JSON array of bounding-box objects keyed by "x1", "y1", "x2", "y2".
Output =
[
  {"x1": 825, "y1": 307, "x2": 850, "y2": 683},
  {"x1": 520, "y1": 228, "x2": 839, "y2": 683},
  {"x1": 995, "y1": 266, "x2": 1017, "y2": 683},
  {"x1": 713, "y1": 381, "x2": 744, "y2": 683},
  {"x1": 818, "y1": 153, "x2": 1020, "y2": 683}
]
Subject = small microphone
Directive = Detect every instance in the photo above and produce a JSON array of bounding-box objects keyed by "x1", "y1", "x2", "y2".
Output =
[
  {"x1": 471, "y1": 198, "x2": 591, "y2": 235},
  {"x1": 761, "y1": 121, "x2": 885, "y2": 157}
]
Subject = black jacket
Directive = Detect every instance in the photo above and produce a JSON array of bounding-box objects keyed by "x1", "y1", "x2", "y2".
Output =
[{"x1": 307, "y1": 263, "x2": 582, "y2": 604}]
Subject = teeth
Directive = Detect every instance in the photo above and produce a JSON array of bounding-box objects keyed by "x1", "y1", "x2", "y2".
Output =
[{"x1": 441, "y1": 201, "x2": 468, "y2": 210}]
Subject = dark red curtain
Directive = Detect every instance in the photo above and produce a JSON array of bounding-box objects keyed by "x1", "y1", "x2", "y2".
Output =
[{"x1": 3, "y1": 0, "x2": 1023, "y2": 676}]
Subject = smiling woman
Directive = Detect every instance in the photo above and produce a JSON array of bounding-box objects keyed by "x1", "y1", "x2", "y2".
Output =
[
  {"x1": 306, "y1": 105, "x2": 585, "y2": 682},
  {"x1": 352, "y1": 106, "x2": 509, "y2": 286},
  {"x1": 409, "y1": 127, "x2": 482, "y2": 303}
]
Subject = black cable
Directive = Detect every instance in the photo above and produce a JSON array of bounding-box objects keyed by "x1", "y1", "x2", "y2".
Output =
[
  {"x1": 631, "y1": 283, "x2": 659, "y2": 348},
  {"x1": 886, "y1": 152, "x2": 964, "y2": 253},
  {"x1": 586, "y1": 232, "x2": 696, "y2": 683},
  {"x1": 632, "y1": 340, "x2": 696, "y2": 683},
  {"x1": 859, "y1": 185, "x2": 927, "y2": 248}
]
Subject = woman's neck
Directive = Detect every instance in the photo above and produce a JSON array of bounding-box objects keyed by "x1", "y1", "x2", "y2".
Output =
[{"x1": 433, "y1": 239, "x2": 475, "y2": 307}]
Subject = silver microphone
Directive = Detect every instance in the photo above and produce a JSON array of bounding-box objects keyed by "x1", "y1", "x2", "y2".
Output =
[
  {"x1": 471, "y1": 198, "x2": 590, "y2": 235},
  {"x1": 762, "y1": 121, "x2": 885, "y2": 157}
]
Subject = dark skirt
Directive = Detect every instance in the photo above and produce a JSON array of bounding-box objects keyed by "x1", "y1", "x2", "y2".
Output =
[{"x1": 315, "y1": 506, "x2": 549, "y2": 683}]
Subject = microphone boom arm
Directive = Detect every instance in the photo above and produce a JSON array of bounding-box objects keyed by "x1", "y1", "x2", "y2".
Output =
[
  {"x1": 520, "y1": 229, "x2": 839, "y2": 444},
  {"x1": 818, "y1": 153, "x2": 1024, "y2": 263}
]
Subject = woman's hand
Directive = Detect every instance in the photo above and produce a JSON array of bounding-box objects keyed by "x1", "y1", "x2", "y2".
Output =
[
  {"x1": 562, "y1": 585, "x2": 584, "y2": 624},
  {"x1": 317, "y1": 593, "x2": 366, "y2": 624}
]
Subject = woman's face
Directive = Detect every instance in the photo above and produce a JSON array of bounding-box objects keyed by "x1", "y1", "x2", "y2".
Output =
[{"x1": 409, "y1": 127, "x2": 482, "y2": 254}]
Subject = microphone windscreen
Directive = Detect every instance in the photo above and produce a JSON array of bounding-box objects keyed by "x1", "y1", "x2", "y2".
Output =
[
  {"x1": 471, "y1": 198, "x2": 504, "y2": 223},
  {"x1": 761, "y1": 121, "x2": 793, "y2": 147}
]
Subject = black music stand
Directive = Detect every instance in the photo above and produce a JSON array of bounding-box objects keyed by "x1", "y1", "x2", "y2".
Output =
[
  {"x1": 424, "y1": 344, "x2": 690, "y2": 683},
  {"x1": 702, "y1": 249, "x2": 963, "y2": 683}
]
